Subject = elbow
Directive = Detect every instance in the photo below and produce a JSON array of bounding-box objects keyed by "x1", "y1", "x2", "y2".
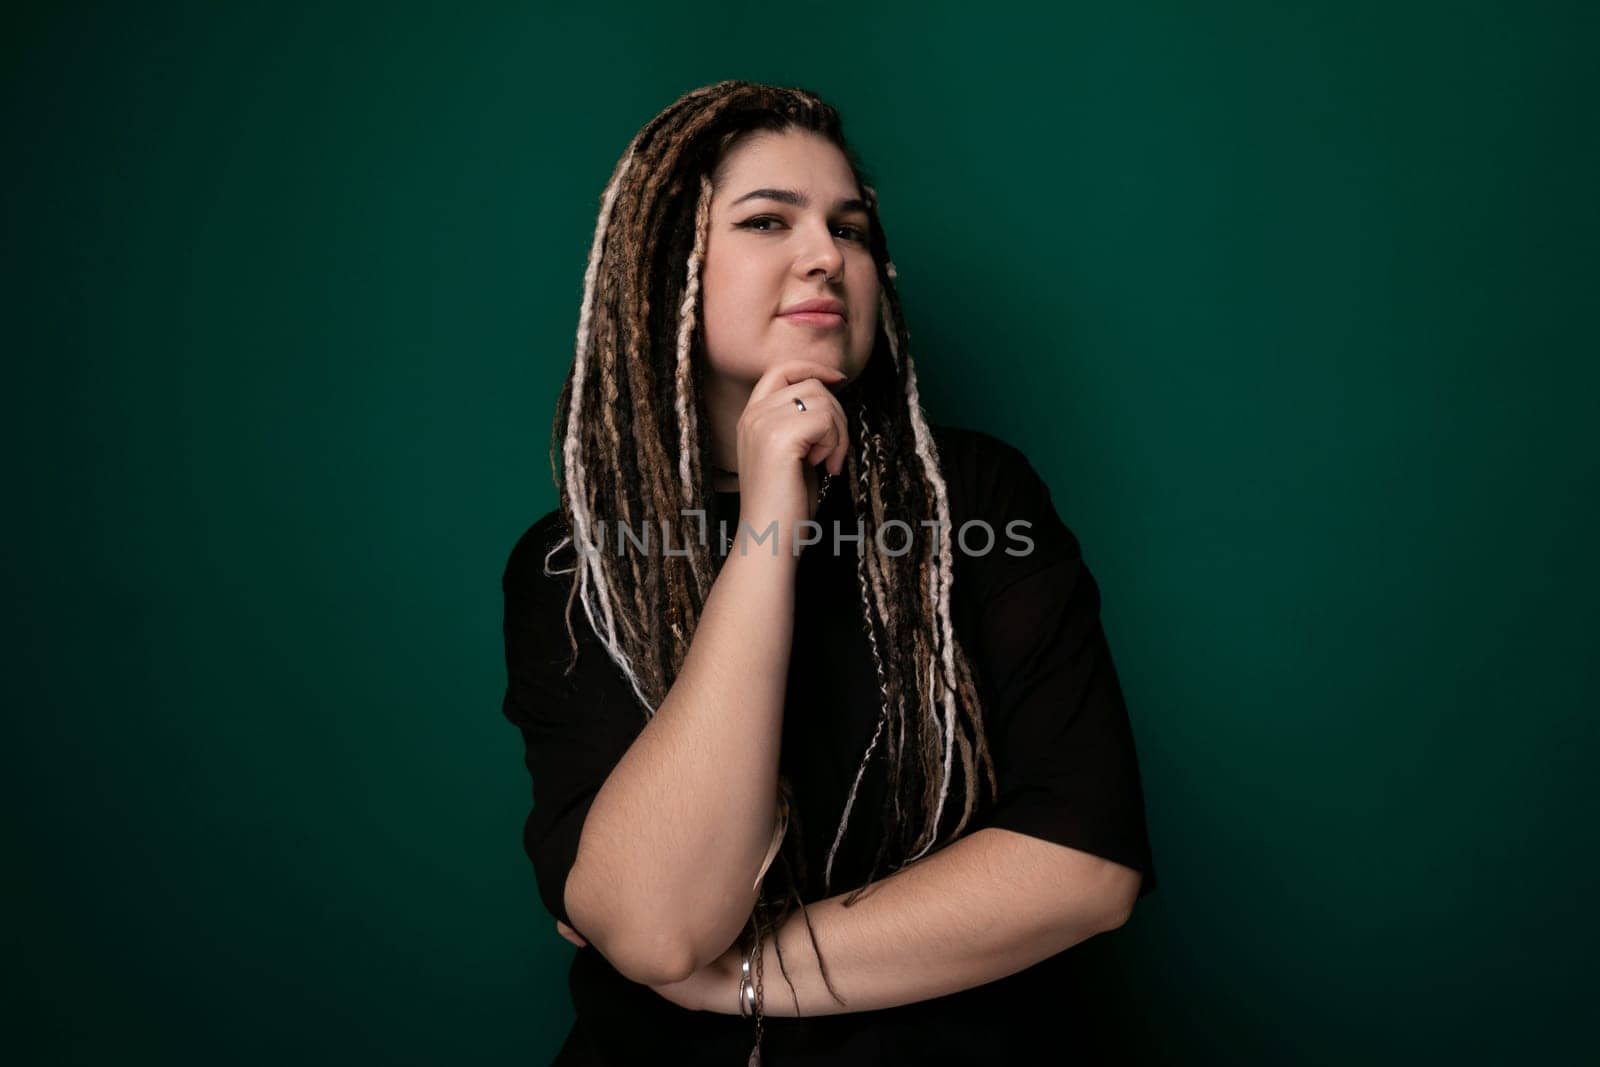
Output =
[
  {"x1": 603, "y1": 929, "x2": 698, "y2": 986},
  {"x1": 1099, "y1": 898, "x2": 1134, "y2": 933},
  {"x1": 564, "y1": 866, "x2": 698, "y2": 986},
  {"x1": 604, "y1": 909, "x2": 739, "y2": 985},
  {"x1": 1096, "y1": 870, "x2": 1143, "y2": 933},
  {"x1": 570, "y1": 908, "x2": 697, "y2": 986}
]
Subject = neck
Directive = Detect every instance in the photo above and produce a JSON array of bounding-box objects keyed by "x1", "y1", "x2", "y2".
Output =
[
  {"x1": 710, "y1": 464, "x2": 740, "y2": 492},
  {"x1": 702, "y1": 372, "x2": 852, "y2": 494},
  {"x1": 705, "y1": 373, "x2": 752, "y2": 491}
]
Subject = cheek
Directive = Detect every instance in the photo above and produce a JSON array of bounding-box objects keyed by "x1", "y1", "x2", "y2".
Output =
[
  {"x1": 702, "y1": 247, "x2": 757, "y2": 317},
  {"x1": 855, "y1": 285, "x2": 881, "y2": 354},
  {"x1": 699, "y1": 259, "x2": 765, "y2": 366},
  {"x1": 699, "y1": 261, "x2": 731, "y2": 325}
]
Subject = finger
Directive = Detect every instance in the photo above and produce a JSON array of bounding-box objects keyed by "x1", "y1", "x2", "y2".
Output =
[
  {"x1": 792, "y1": 397, "x2": 843, "y2": 469},
  {"x1": 814, "y1": 405, "x2": 848, "y2": 475},
  {"x1": 824, "y1": 393, "x2": 850, "y2": 476},
  {"x1": 791, "y1": 385, "x2": 849, "y2": 476},
  {"x1": 756, "y1": 382, "x2": 844, "y2": 464},
  {"x1": 801, "y1": 409, "x2": 839, "y2": 468},
  {"x1": 748, "y1": 359, "x2": 848, "y2": 406}
]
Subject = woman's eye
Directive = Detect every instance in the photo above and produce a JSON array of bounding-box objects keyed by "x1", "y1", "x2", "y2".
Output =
[
  {"x1": 736, "y1": 216, "x2": 869, "y2": 243},
  {"x1": 737, "y1": 215, "x2": 785, "y2": 232}
]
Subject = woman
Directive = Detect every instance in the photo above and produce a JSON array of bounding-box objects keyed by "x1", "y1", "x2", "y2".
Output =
[{"x1": 502, "y1": 80, "x2": 1158, "y2": 1065}]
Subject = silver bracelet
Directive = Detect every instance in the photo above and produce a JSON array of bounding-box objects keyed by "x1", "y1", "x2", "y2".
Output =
[{"x1": 737, "y1": 948, "x2": 756, "y2": 1018}]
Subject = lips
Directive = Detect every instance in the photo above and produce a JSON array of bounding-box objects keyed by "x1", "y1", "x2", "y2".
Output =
[
  {"x1": 779, "y1": 297, "x2": 847, "y2": 318},
  {"x1": 781, "y1": 311, "x2": 846, "y2": 329},
  {"x1": 779, "y1": 297, "x2": 847, "y2": 330}
]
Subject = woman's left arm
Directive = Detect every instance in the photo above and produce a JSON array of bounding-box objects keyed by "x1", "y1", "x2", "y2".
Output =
[
  {"x1": 648, "y1": 824, "x2": 1141, "y2": 1016},
  {"x1": 650, "y1": 435, "x2": 1157, "y2": 1014}
]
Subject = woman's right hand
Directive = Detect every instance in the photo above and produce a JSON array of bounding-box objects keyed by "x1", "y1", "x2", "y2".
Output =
[
  {"x1": 732, "y1": 359, "x2": 851, "y2": 552},
  {"x1": 556, "y1": 920, "x2": 587, "y2": 949}
]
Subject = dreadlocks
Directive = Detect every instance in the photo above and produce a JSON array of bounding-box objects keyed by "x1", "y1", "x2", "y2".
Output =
[{"x1": 543, "y1": 80, "x2": 999, "y2": 1021}]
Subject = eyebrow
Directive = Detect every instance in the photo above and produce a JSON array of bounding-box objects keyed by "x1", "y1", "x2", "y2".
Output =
[{"x1": 730, "y1": 187, "x2": 871, "y2": 216}]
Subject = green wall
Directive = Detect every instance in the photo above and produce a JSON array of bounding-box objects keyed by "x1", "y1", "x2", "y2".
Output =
[{"x1": 9, "y1": 2, "x2": 1594, "y2": 1063}]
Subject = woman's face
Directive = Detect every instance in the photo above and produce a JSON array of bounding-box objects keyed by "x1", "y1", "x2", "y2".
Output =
[{"x1": 700, "y1": 128, "x2": 880, "y2": 388}]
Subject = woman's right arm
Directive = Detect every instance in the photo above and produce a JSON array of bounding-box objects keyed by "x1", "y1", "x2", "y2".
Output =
[
  {"x1": 565, "y1": 548, "x2": 797, "y2": 985},
  {"x1": 565, "y1": 360, "x2": 851, "y2": 985}
]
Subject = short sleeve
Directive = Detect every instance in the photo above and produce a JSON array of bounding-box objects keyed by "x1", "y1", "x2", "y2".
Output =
[
  {"x1": 500, "y1": 512, "x2": 648, "y2": 934},
  {"x1": 962, "y1": 440, "x2": 1159, "y2": 899}
]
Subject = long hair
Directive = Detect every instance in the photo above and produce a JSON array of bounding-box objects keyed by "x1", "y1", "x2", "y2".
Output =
[{"x1": 543, "y1": 80, "x2": 997, "y2": 1022}]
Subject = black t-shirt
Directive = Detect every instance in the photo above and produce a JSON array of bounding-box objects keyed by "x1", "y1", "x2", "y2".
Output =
[{"x1": 500, "y1": 423, "x2": 1158, "y2": 1065}]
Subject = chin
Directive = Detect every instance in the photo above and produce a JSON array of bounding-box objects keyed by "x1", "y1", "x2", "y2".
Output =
[{"x1": 787, "y1": 346, "x2": 847, "y2": 369}]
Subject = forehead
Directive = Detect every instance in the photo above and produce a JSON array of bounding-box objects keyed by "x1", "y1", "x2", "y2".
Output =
[{"x1": 713, "y1": 129, "x2": 859, "y2": 203}]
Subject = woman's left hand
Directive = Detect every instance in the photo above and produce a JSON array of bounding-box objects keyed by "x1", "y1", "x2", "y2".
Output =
[{"x1": 646, "y1": 942, "x2": 744, "y2": 1014}]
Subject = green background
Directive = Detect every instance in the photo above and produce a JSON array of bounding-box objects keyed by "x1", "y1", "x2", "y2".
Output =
[{"x1": 8, "y1": 1, "x2": 1594, "y2": 1063}]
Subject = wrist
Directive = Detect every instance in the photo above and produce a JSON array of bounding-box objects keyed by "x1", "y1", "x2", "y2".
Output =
[{"x1": 719, "y1": 534, "x2": 802, "y2": 573}]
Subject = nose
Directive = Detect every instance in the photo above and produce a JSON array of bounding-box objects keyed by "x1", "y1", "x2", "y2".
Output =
[{"x1": 794, "y1": 217, "x2": 845, "y2": 282}]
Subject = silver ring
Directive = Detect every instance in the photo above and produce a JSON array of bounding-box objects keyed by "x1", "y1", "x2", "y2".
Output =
[{"x1": 793, "y1": 397, "x2": 807, "y2": 413}]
